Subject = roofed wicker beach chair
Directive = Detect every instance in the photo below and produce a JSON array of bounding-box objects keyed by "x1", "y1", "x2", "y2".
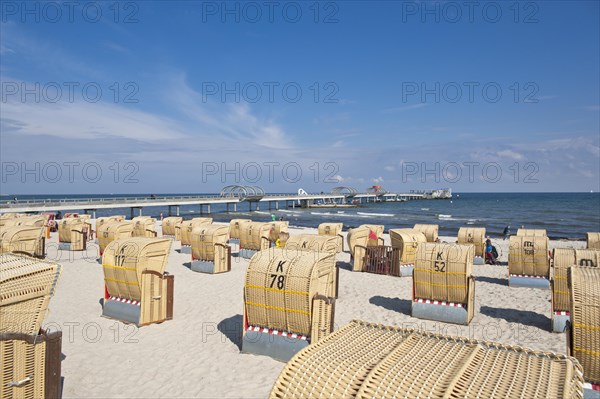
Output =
[
  {"x1": 57, "y1": 218, "x2": 91, "y2": 251},
  {"x1": 517, "y1": 228, "x2": 547, "y2": 237},
  {"x1": 229, "y1": 219, "x2": 251, "y2": 242},
  {"x1": 268, "y1": 221, "x2": 289, "y2": 242},
  {"x1": 587, "y1": 232, "x2": 600, "y2": 250},
  {"x1": 0, "y1": 226, "x2": 45, "y2": 258},
  {"x1": 269, "y1": 320, "x2": 584, "y2": 399},
  {"x1": 161, "y1": 216, "x2": 182, "y2": 237},
  {"x1": 239, "y1": 221, "x2": 272, "y2": 259},
  {"x1": 457, "y1": 226, "x2": 486, "y2": 264},
  {"x1": 97, "y1": 221, "x2": 133, "y2": 255},
  {"x1": 190, "y1": 225, "x2": 231, "y2": 274},
  {"x1": 131, "y1": 216, "x2": 157, "y2": 238},
  {"x1": 242, "y1": 248, "x2": 336, "y2": 362},
  {"x1": 0, "y1": 253, "x2": 63, "y2": 399},
  {"x1": 2, "y1": 215, "x2": 47, "y2": 228},
  {"x1": 102, "y1": 237, "x2": 173, "y2": 326},
  {"x1": 347, "y1": 224, "x2": 384, "y2": 272},
  {"x1": 95, "y1": 215, "x2": 126, "y2": 232},
  {"x1": 179, "y1": 217, "x2": 213, "y2": 254},
  {"x1": 551, "y1": 248, "x2": 600, "y2": 333},
  {"x1": 389, "y1": 228, "x2": 427, "y2": 276},
  {"x1": 567, "y1": 266, "x2": 600, "y2": 391},
  {"x1": 317, "y1": 222, "x2": 344, "y2": 252},
  {"x1": 0, "y1": 213, "x2": 25, "y2": 228},
  {"x1": 508, "y1": 235, "x2": 550, "y2": 289},
  {"x1": 413, "y1": 223, "x2": 439, "y2": 243},
  {"x1": 412, "y1": 243, "x2": 475, "y2": 325},
  {"x1": 285, "y1": 234, "x2": 338, "y2": 297}
]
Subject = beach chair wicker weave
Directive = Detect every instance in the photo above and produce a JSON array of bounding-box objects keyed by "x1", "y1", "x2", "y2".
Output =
[
  {"x1": 102, "y1": 237, "x2": 173, "y2": 326},
  {"x1": 0, "y1": 253, "x2": 62, "y2": 335},
  {"x1": 97, "y1": 221, "x2": 133, "y2": 255},
  {"x1": 457, "y1": 227, "x2": 486, "y2": 257},
  {"x1": 131, "y1": 216, "x2": 157, "y2": 238},
  {"x1": 317, "y1": 222, "x2": 344, "y2": 252},
  {"x1": 229, "y1": 219, "x2": 251, "y2": 240},
  {"x1": 190, "y1": 225, "x2": 231, "y2": 274},
  {"x1": 269, "y1": 320, "x2": 584, "y2": 399},
  {"x1": 239, "y1": 222, "x2": 272, "y2": 258},
  {"x1": 553, "y1": 249, "x2": 600, "y2": 313},
  {"x1": 568, "y1": 266, "x2": 600, "y2": 385},
  {"x1": 58, "y1": 218, "x2": 91, "y2": 251},
  {"x1": 95, "y1": 215, "x2": 125, "y2": 231},
  {"x1": 347, "y1": 225, "x2": 385, "y2": 272},
  {"x1": 587, "y1": 232, "x2": 600, "y2": 250},
  {"x1": 0, "y1": 226, "x2": 45, "y2": 258},
  {"x1": 517, "y1": 228, "x2": 547, "y2": 237},
  {"x1": 413, "y1": 223, "x2": 439, "y2": 243},
  {"x1": 508, "y1": 235, "x2": 550, "y2": 289},
  {"x1": 180, "y1": 218, "x2": 213, "y2": 248},
  {"x1": 242, "y1": 248, "x2": 335, "y2": 361},
  {"x1": 389, "y1": 229, "x2": 427, "y2": 275},
  {"x1": 161, "y1": 217, "x2": 182, "y2": 237}
]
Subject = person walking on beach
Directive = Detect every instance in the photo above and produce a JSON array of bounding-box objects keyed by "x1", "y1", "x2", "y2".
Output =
[{"x1": 503, "y1": 225, "x2": 510, "y2": 240}]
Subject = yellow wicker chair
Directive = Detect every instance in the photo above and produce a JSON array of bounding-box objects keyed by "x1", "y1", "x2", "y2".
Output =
[
  {"x1": 57, "y1": 218, "x2": 91, "y2": 251},
  {"x1": 347, "y1": 225, "x2": 384, "y2": 272},
  {"x1": 457, "y1": 226, "x2": 486, "y2": 263},
  {"x1": 389, "y1": 228, "x2": 427, "y2": 276},
  {"x1": 269, "y1": 320, "x2": 584, "y2": 399},
  {"x1": 95, "y1": 215, "x2": 126, "y2": 232},
  {"x1": 131, "y1": 216, "x2": 157, "y2": 238},
  {"x1": 317, "y1": 222, "x2": 344, "y2": 252},
  {"x1": 161, "y1": 216, "x2": 182, "y2": 237},
  {"x1": 0, "y1": 226, "x2": 45, "y2": 258},
  {"x1": 102, "y1": 237, "x2": 173, "y2": 326},
  {"x1": 97, "y1": 221, "x2": 133, "y2": 255},
  {"x1": 587, "y1": 232, "x2": 600, "y2": 250},
  {"x1": 190, "y1": 225, "x2": 231, "y2": 274},
  {"x1": 242, "y1": 248, "x2": 336, "y2": 361},
  {"x1": 239, "y1": 221, "x2": 272, "y2": 259},
  {"x1": 180, "y1": 217, "x2": 213, "y2": 253},
  {"x1": 517, "y1": 228, "x2": 547, "y2": 237},
  {"x1": 508, "y1": 235, "x2": 550, "y2": 289},
  {"x1": 413, "y1": 223, "x2": 439, "y2": 242}
]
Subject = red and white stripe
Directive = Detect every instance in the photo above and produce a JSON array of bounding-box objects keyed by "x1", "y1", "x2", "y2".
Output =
[
  {"x1": 246, "y1": 325, "x2": 307, "y2": 340},
  {"x1": 400, "y1": 263, "x2": 414, "y2": 268},
  {"x1": 510, "y1": 274, "x2": 547, "y2": 279},
  {"x1": 474, "y1": 256, "x2": 483, "y2": 259},
  {"x1": 584, "y1": 382, "x2": 600, "y2": 391},
  {"x1": 554, "y1": 311, "x2": 570, "y2": 316},
  {"x1": 108, "y1": 296, "x2": 140, "y2": 306},
  {"x1": 414, "y1": 298, "x2": 464, "y2": 308}
]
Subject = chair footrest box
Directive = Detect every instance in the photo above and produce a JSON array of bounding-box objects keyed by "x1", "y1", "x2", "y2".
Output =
[{"x1": 509, "y1": 274, "x2": 550, "y2": 289}]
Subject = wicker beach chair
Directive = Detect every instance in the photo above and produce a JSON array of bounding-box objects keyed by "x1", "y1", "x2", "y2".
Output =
[
  {"x1": 517, "y1": 228, "x2": 547, "y2": 237},
  {"x1": 0, "y1": 226, "x2": 45, "y2": 258},
  {"x1": 180, "y1": 217, "x2": 213, "y2": 253},
  {"x1": 97, "y1": 221, "x2": 133, "y2": 255},
  {"x1": 229, "y1": 219, "x2": 251, "y2": 241},
  {"x1": 457, "y1": 227, "x2": 486, "y2": 260},
  {"x1": 389, "y1": 228, "x2": 427, "y2": 276},
  {"x1": 347, "y1": 225, "x2": 385, "y2": 272},
  {"x1": 131, "y1": 216, "x2": 157, "y2": 238},
  {"x1": 268, "y1": 221, "x2": 289, "y2": 242},
  {"x1": 411, "y1": 243, "x2": 475, "y2": 325},
  {"x1": 161, "y1": 216, "x2": 182, "y2": 237},
  {"x1": 0, "y1": 213, "x2": 24, "y2": 228},
  {"x1": 242, "y1": 248, "x2": 336, "y2": 361},
  {"x1": 190, "y1": 225, "x2": 231, "y2": 274},
  {"x1": 102, "y1": 237, "x2": 173, "y2": 326},
  {"x1": 269, "y1": 320, "x2": 584, "y2": 399},
  {"x1": 551, "y1": 248, "x2": 600, "y2": 332},
  {"x1": 587, "y1": 232, "x2": 600, "y2": 250},
  {"x1": 95, "y1": 215, "x2": 126, "y2": 232},
  {"x1": 508, "y1": 235, "x2": 550, "y2": 289},
  {"x1": 285, "y1": 234, "x2": 338, "y2": 297},
  {"x1": 568, "y1": 266, "x2": 600, "y2": 385},
  {"x1": 2, "y1": 216, "x2": 47, "y2": 228},
  {"x1": 57, "y1": 218, "x2": 91, "y2": 251},
  {"x1": 413, "y1": 223, "x2": 439, "y2": 243},
  {"x1": 317, "y1": 222, "x2": 344, "y2": 252},
  {"x1": 239, "y1": 222, "x2": 272, "y2": 259}
]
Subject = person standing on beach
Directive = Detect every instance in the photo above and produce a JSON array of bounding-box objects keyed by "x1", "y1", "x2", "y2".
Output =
[{"x1": 503, "y1": 225, "x2": 510, "y2": 240}]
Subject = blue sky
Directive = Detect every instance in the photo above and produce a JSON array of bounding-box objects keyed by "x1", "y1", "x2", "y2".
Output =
[{"x1": 1, "y1": 1, "x2": 599, "y2": 194}]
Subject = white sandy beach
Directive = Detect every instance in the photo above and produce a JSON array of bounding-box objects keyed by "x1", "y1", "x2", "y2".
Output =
[{"x1": 41, "y1": 221, "x2": 586, "y2": 398}]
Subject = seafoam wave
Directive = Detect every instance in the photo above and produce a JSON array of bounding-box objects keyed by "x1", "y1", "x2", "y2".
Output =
[
  {"x1": 310, "y1": 212, "x2": 369, "y2": 218},
  {"x1": 357, "y1": 212, "x2": 395, "y2": 217}
]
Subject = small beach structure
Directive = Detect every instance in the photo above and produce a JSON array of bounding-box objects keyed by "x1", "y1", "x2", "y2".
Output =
[
  {"x1": 180, "y1": 217, "x2": 213, "y2": 254},
  {"x1": 457, "y1": 227, "x2": 486, "y2": 264},
  {"x1": 97, "y1": 221, "x2": 133, "y2": 255},
  {"x1": 229, "y1": 219, "x2": 251, "y2": 242},
  {"x1": 317, "y1": 222, "x2": 344, "y2": 252},
  {"x1": 347, "y1": 224, "x2": 384, "y2": 272},
  {"x1": 0, "y1": 253, "x2": 63, "y2": 399},
  {"x1": 161, "y1": 216, "x2": 182, "y2": 237},
  {"x1": 412, "y1": 243, "x2": 475, "y2": 325},
  {"x1": 131, "y1": 216, "x2": 157, "y2": 238},
  {"x1": 413, "y1": 223, "x2": 439, "y2": 243},
  {"x1": 102, "y1": 237, "x2": 173, "y2": 326},
  {"x1": 567, "y1": 266, "x2": 600, "y2": 389},
  {"x1": 239, "y1": 221, "x2": 272, "y2": 259},
  {"x1": 389, "y1": 228, "x2": 427, "y2": 276},
  {"x1": 587, "y1": 232, "x2": 600, "y2": 250},
  {"x1": 551, "y1": 248, "x2": 600, "y2": 333},
  {"x1": 242, "y1": 248, "x2": 335, "y2": 362},
  {"x1": 57, "y1": 218, "x2": 91, "y2": 251},
  {"x1": 0, "y1": 226, "x2": 45, "y2": 258},
  {"x1": 190, "y1": 225, "x2": 231, "y2": 274},
  {"x1": 269, "y1": 320, "x2": 584, "y2": 399},
  {"x1": 508, "y1": 235, "x2": 550, "y2": 289},
  {"x1": 517, "y1": 228, "x2": 547, "y2": 237}
]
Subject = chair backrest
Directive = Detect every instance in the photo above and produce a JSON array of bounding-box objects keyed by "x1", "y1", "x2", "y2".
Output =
[
  {"x1": 98, "y1": 221, "x2": 134, "y2": 253},
  {"x1": 285, "y1": 234, "x2": 338, "y2": 255},
  {"x1": 457, "y1": 227, "x2": 486, "y2": 257},
  {"x1": 240, "y1": 222, "x2": 272, "y2": 251},
  {"x1": 414, "y1": 224, "x2": 439, "y2": 243},
  {"x1": 229, "y1": 219, "x2": 251, "y2": 240},
  {"x1": 517, "y1": 228, "x2": 547, "y2": 237},
  {"x1": 552, "y1": 248, "x2": 600, "y2": 312},
  {"x1": 508, "y1": 235, "x2": 549, "y2": 277},
  {"x1": 389, "y1": 228, "x2": 427, "y2": 264},
  {"x1": 180, "y1": 218, "x2": 213, "y2": 245},
  {"x1": 0, "y1": 226, "x2": 44, "y2": 257},
  {"x1": 161, "y1": 217, "x2": 183, "y2": 236},
  {"x1": 131, "y1": 216, "x2": 157, "y2": 238},
  {"x1": 190, "y1": 225, "x2": 230, "y2": 261},
  {"x1": 318, "y1": 223, "x2": 343, "y2": 236}
]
